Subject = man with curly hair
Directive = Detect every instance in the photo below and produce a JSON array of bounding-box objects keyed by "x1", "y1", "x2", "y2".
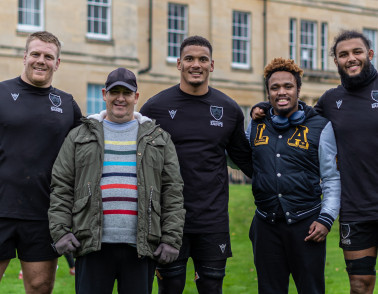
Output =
[
  {"x1": 246, "y1": 58, "x2": 340, "y2": 294},
  {"x1": 252, "y1": 30, "x2": 378, "y2": 294}
]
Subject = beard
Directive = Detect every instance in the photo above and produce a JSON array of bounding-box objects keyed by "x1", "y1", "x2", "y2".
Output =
[
  {"x1": 338, "y1": 57, "x2": 372, "y2": 90},
  {"x1": 276, "y1": 105, "x2": 296, "y2": 117}
]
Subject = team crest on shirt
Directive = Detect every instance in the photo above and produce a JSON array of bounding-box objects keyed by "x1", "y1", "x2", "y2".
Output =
[
  {"x1": 371, "y1": 90, "x2": 378, "y2": 108},
  {"x1": 336, "y1": 100, "x2": 342, "y2": 109},
  {"x1": 49, "y1": 93, "x2": 63, "y2": 113},
  {"x1": 210, "y1": 106, "x2": 223, "y2": 127}
]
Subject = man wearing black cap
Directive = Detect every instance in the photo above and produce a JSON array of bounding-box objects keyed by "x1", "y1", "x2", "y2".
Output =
[{"x1": 48, "y1": 68, "x2": 185, "y2": 294}]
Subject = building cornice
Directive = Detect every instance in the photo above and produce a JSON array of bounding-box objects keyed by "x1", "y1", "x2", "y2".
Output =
[{"x1": 266, "y1": 0, "x2": 378, "y2": 16}]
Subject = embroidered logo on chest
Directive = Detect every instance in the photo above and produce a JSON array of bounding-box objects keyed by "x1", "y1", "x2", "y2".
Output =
[
  {"x1": 336, "y1": 100, "x2": 342, "y2": 109},
  {"x1": 49, "y1": 93, "x2": 63, "y2": 113},
  {"x1": 371, "y1": 90, "x2": 378, "y2": 109},
  {"x1": 210, "y1": 105, "x2": 223, "y2": 127}
]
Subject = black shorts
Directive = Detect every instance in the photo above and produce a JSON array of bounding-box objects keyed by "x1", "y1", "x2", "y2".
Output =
[
  {"x1": 0, "y1": 218, "x2": 59, "y2": 262},
  {"x1": 177, "y1": 232, "x2": 232, "y2": 261},
  {"x1": 156, "y1": 232, "x2": 231, "y2": 277},
  {"x1": 339, "y1": 220, "x2": 378, "y2": 251}
]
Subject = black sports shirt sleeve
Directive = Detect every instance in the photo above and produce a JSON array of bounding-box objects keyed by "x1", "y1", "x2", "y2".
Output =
[
  {"x1": 226, "y1": 112, "x2": 253, "y2": 178},
  {"x1": 72, "y1": 99, "x2": 83, "y2": 127},
  {"x1": 314, "y1": 94, "x2": 325, "y2": 115}
]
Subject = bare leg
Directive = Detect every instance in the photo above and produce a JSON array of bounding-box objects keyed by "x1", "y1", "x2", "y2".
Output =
[
  {"x1": 0, "y1": 259, "x2": 10, "y2": 282},
  {"x1": 344, "y1": 247, "x2": 377, "y2": 294},
  {"x1": 21, "y1": 259, "x2": 58, "y2": 294}
]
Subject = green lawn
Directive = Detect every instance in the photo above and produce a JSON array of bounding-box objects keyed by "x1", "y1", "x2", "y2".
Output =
[{"x1": 1, "y1": 184, "x2": 356, "y2": 293}]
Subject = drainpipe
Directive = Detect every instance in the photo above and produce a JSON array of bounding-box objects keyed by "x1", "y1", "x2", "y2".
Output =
[
  {"x1": 263, "y1": 0, "x2": 267, "y2": 100},
  {"x1": 138, "y1": 0, "x2": 152, "y2": 74}
]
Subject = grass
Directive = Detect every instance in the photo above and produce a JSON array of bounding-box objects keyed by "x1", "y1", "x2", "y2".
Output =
[{"x1": 1, "y1": 184, "x2": 356, "y2": 293}]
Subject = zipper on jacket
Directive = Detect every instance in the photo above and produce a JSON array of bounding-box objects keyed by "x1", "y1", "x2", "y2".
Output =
[
  {"x1": 87, "y1": 182, "x2": 92, "y2": 197},
  {"x1": 148, "y1": 187, "x2": 153, "y2": 234}
]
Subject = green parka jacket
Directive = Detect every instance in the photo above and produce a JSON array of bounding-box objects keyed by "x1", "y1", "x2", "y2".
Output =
[{"x1": 48, "y1": 111, "x2": 185, "y2": 258}]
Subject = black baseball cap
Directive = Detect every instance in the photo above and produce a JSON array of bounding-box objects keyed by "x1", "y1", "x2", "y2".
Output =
[{"x1": 105, "y1": 68, "x2": 137, "y2": 92}]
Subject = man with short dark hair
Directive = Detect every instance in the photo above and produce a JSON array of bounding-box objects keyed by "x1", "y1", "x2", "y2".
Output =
[
  {"x1": 0, "y1": 31, "x2": 82, "y2": 294},
  {"x1": 140, "y1": 35, "x2": 252, "y2": 294},
  {"x1": 48, "y1": 68, "x2": 185, "y2": 294},
  {"x1": 247, "y1": 57, "x2": 340, "y2": 294}
]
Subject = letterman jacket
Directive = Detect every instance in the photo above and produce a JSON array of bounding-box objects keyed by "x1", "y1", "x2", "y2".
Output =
[{"x1": 246, "y1": 102, "x2": 340, "y2": 230}]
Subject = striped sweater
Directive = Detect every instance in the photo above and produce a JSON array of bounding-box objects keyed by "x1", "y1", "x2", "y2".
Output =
[{"x1": 100, "y1": 119, "x2": 139, "y2": 244}]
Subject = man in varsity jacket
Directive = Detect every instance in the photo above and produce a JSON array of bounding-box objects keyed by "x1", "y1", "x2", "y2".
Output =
[
  {"x1": 252, "y1": 30, "x2": 378, "y2": 294},
  {"x1": 246, "y1": 58, "x2": 340, "y2": 294},
  {"x1": 48, "y1": 68, "x2": 185, "y2": 294},
  {"x1": 0, "y1": 31, "x2": 82, "y2": 293}
]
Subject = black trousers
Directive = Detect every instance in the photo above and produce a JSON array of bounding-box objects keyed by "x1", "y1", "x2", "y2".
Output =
[
  {"x1": 250, "y1": 214, "x2": 326, "y2": 294},
  {"x1": 75, "y1": 243, "x2": 156, "y2": 294}
]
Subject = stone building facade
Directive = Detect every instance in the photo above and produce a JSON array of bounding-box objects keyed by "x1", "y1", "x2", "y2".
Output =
[{"x1": 0, "y1": 0, "x2": 377, "y2": 118}]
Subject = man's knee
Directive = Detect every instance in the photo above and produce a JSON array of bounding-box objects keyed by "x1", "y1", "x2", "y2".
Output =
[
  {"x1": 156, "y1": 264, "x2": 187, "y2": 294},
  {"x1": 346, "y1": 256, "x2": 376, "y2": 276},
  {"x1": 24, "y1": 277, "x2": 55, "y2": 294},
  {"x1": 194, "y1": 263, "x2": 225, "y2": 294},
  {"x1": 22, "y1": 260, "x2": 57, "y2": 294},
  {"x1": 195, "y1": 263, "x2": 225, "y2": 280},
  {"x1": 346, "y1": 257, "x2": 376, "y2": 294}
]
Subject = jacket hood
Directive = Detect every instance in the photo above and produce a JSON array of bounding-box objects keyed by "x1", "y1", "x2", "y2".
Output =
[
  {"x1": 87, "y1": 110, "x2": 152, "y2": 124},
  {"x1": 300, "y1": 100, "x2": 318, "y2": 119}
]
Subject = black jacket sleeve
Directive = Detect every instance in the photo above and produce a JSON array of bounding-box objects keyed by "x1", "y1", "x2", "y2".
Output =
[{"x1": 250, "y1": 101, "x2": 270, "y2": 118}]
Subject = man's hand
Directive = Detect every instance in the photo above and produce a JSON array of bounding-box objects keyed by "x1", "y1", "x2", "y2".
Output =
[
  {"x1": 54, "y1": 233, "x2": 80, "y2": 255},
  {"x1": 304, "y1": 221, "x2": 329, "y2": 242},
  {"x1": 153, "y1": 243, "x2": 179, "y2": 264},
  {"x1": 251, "y1": 107, "x2": 266, "y2": 120}
]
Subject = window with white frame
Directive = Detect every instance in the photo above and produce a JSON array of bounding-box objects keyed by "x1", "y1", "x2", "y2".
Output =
[
  {"x1": 363, "y1": 28, "x2": 377, "y2": 69},
  {"x1": 87, "y1": 84, "x2": 105, "y2": 115},
  {"x1": 300, "y1": 20, "x2": 317, "y2": 69},
  {"x1": 289, "y1": 19, "x2": 297, "y2": 62},
  {"x1": 167, "y1": 3, "x2": 187, "y2": 61},
  {"x1": 87, "y1": 0, "x2": 111, "y2": 40},
  {"x1": 18, "y1": 0, "x2": 44, "y2": 32},
  {"x1": 321, "y1": 23, "x2": 328, "y2": 70},
  {"x1": 232, "y1": 11, "x2": 251, "y2": 69}
]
